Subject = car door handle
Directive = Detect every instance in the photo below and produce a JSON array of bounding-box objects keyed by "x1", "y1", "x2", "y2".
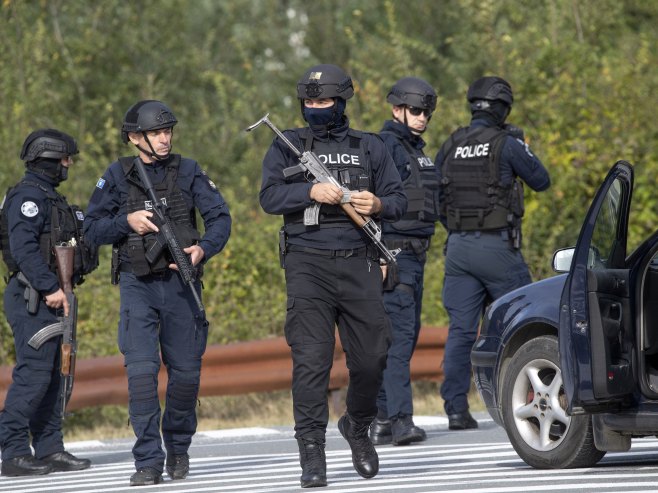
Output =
[{"x1": 609, "y1": 302, "x2": 622, "y2": 322}]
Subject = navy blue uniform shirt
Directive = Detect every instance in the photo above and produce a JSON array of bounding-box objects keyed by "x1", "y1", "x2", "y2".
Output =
[
  {"x1": 379, "y1": 119, "x2": 437, "y2": 239},
  {"x1": 84, "y1": 155, "x2": 231, "y2": 259},
  {"x1": 5, "y1": 172, "x2": 62, "y2": 295},
  {"x1": 435, "y1": 117, "x2": 550, "y2": 229},
  {"x1": 259, "y1": 118, "x2": 407, "y2": 250}
]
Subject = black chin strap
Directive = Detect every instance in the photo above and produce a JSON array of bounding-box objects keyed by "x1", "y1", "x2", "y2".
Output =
[
  {"x1": 137, "y1": 130, "x2": 173, "y2": 161},
  {"x1": 394, "y1": 111, "x2": 426, "y2": 135}
]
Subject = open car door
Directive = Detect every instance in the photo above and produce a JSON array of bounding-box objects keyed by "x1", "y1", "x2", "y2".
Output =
[{"x1": 559, "y1": 161, "x2": 635, "y2": 413}]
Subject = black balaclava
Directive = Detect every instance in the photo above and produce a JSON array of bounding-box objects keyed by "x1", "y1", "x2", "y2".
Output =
[
  {"x1": 303, "y1": 98, "x2": 347, "y2": 131},
  {"x1": 26, "y1": 157, "x2": 68, "y2": 184},
  {"x1": 473, "y1": 100, "x2": 510, "y2": 126}
]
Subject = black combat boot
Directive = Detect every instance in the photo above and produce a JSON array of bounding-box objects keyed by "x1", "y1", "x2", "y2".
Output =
[
  {"x1": 391, "y1": 414, "x2": 427, "y2": 445},
  {"x1": 42, "y1": 451, "x2": 92, "y2": 471},
  {"x1": 129, "y1": 466, "x2": 163, "y2": 486},
  {"x1": 369, "y1": 416, "x2": 392, "y2": 445},
  {"x1": 0, "y1": 455, "x2": 52, "y2": 476},
  {"x1": 166, "y1": 453, "x2": 189, "y2": 480},
  {"x1": 297, "y1": 437, "x2": 327, "y2": 488},
  {"x1": 448, "y1": 411, "x2": 478, "y2": 430},
  {"x1": 337, "y1": 413, "x2": 379, "y2": 478}
]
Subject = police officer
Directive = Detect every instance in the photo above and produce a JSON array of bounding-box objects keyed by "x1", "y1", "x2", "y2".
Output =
[
  {"x1": 369, "y1": 77, "x2": 440, "y2": 446},
  {"x1": 83, "y1": 100, "x2": 231, "y2": 486},
  {"x1": 435, "y1": 76, "x2": 550, "y2": 430},
  {"x1": 259, "y1": 64, "x2": 406, "y2": 487},
  {"x1": 0, "y1": 129, "x2": 96, "y2": 476}
]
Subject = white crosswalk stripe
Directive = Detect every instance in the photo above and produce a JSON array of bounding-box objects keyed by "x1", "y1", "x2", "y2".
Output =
[{"x1": 2, "y1": 419, "x2": 658, "y2": 492}]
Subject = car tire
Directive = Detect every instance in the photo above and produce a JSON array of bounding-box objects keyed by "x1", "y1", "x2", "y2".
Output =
[{"x1": 501, "y1": 335, "x2": 606, "y2": 468}]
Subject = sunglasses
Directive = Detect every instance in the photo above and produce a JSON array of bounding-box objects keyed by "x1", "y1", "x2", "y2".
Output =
[{"x1": 406, "y1": 106, "x2": 432, "y2": 117}]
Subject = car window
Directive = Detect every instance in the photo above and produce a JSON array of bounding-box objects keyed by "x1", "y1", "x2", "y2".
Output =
[{"x1": 588, "y1": 178, "x2": 622, "y2": 269}]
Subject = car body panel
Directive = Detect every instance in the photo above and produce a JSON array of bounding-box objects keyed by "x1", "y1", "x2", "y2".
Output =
[
  {"x1": 472, "y1": 274, "x2": 565, "y2": 425},
  {"x1": 471, "y1": 161, "x2": 658, "y2": 466}
]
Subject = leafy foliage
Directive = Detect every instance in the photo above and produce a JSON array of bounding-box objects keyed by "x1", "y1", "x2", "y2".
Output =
[{"x1": 1, "y1": 0, "x2": 657, "y2": 367}]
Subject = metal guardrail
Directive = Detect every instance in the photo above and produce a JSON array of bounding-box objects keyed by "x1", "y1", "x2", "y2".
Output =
[{"x1": 0, "y1": 326, "x2": 447, "y2": 411}]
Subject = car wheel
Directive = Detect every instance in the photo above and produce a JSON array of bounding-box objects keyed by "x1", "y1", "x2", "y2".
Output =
[{"x1": 501, "y1": 335, "x2": 606, "y2": 468}]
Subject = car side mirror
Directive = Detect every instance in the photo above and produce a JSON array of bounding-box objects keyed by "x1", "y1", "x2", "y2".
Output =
[{"x1": 553, "y1": 247, "x2": 575, "y2": 273}]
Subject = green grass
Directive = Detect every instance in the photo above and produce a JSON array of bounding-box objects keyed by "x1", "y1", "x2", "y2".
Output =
[{"x1": 63, "y1": 381, "x2": 486, "y2": 442}]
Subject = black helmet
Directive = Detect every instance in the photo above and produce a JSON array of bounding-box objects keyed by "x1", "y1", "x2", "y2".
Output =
[
  {"x1": 387, "y1": 77, "x2": 437, "y2": 112},
  {"x1": 20, "y1": 128, "x2": 79, "y2": 163},
  {"x1": 297, "y1": 64, "x2": 354, "y2": 100},
  {"x1": 121, "y1": 100, "x2": 177, "y2": 143},
  {"x1": 467, "y1": 76, "x2": 513, "y2": 106}
]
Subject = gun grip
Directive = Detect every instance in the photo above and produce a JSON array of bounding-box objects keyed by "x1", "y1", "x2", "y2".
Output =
[{"x1": 283, "y1": 163, "x2": 305, "y2": 178}]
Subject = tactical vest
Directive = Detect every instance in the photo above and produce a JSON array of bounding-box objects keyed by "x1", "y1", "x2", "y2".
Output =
[
  {"x1": 116, "y1": 155, "x2": 199, "y2": 277},
  {"x1": 0, "y1": 180, "x2": 99, "y2": 282},
  {"x1": 439, "y1": 126, "x2": 522, "y2": 231},
  {"x1": 283, "y1": 128, "x2": 372, "y2": 233},
  {"x1": 381, "y1": 131, "x2": 440, "y2": 231}
]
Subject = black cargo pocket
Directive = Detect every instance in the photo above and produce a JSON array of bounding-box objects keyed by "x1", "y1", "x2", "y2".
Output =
[
  {"x1": 194, "y1": 315, "x2": 209, "y2": 358},
  {"x1": 118, "y1": 308, "x2": 131, "y2": 354},
  {"x1": 283, "y1": 297, "x2": 296, "y2": 346}
]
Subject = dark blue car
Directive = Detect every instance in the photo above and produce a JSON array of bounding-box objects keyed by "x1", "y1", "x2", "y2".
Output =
[{"x1": 472, "y1": 161, "x2": 658, "y2": 468}]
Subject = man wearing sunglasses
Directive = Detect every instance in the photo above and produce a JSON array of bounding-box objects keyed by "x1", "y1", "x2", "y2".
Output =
[
  {"x1": 369, "y1": 77, "x2": 440, "y2": 447},
  {"x1": 435, "y1": 76, "x2": 550, "y2": 431}
]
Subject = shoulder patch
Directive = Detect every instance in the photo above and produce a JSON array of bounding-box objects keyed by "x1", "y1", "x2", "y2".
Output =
[
  {"x1": 517, "y1": 138, "x2": 534, "y2": 157},
  {"x1": 200, "y1": 169, "x2": 218, "y2": 190},
  {"x1": 21, "y1": 201, "x2": 39, "y2": 218},
  {"x1": 96, "y1": 178, "x2": 106, "y2": 189}
]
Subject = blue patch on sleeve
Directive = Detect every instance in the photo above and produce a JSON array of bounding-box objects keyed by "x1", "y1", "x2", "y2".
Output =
[{"x1": 96, "y1": 178, "x2": 106, "y2": 189}]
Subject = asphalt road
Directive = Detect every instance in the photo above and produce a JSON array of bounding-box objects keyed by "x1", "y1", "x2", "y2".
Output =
[{"x1": 3, "y1": 413, "x2": 658, "y2": 492}]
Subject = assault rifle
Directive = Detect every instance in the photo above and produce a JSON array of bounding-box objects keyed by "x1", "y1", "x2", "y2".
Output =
[
  {"x1": 133, "y1": 159, "x2": 205, "y2": 314},
  {"x1": 246, "y1": 113, "x2": 400, "y2": 265},
  {"x1": 27, "y1": 244, "x2": 78, "y2": 417}
]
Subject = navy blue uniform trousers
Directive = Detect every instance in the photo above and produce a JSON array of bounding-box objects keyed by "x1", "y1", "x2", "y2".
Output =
[
  {"x1": 0, "y1": 277, "x2": 64, "y2": 461},
  {"x1": 440, "y1": 232, "x2": 531, "y2": 415},
  {"x1": 284, "y1": 250, "x2": 391, "y2": 440},
  {"x1": 118, "y1": 270, "x2": 208, "y2": 472},
  {"x1": 377, "y1": 251, "x2": 425, "y2": 418}
]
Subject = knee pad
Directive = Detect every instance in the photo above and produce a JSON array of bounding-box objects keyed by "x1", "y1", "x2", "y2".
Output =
[
  {"x1": 126, "y1": 362, "x2": 160, "y2": 417},
  {"x1": 167, "y1": 369, "x2": 200, "y2": 413}
]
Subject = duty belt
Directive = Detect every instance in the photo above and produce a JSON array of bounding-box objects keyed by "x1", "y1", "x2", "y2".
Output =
[
  {"x1": 119, "y1": 263, "x2": 173, "y2": 279},
  {"x1": 286, "y1": 244, "x2": 376, "y2": 259},
  {"x1": 383, "y1": 238, "x2": 431, "y2": 255}
]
